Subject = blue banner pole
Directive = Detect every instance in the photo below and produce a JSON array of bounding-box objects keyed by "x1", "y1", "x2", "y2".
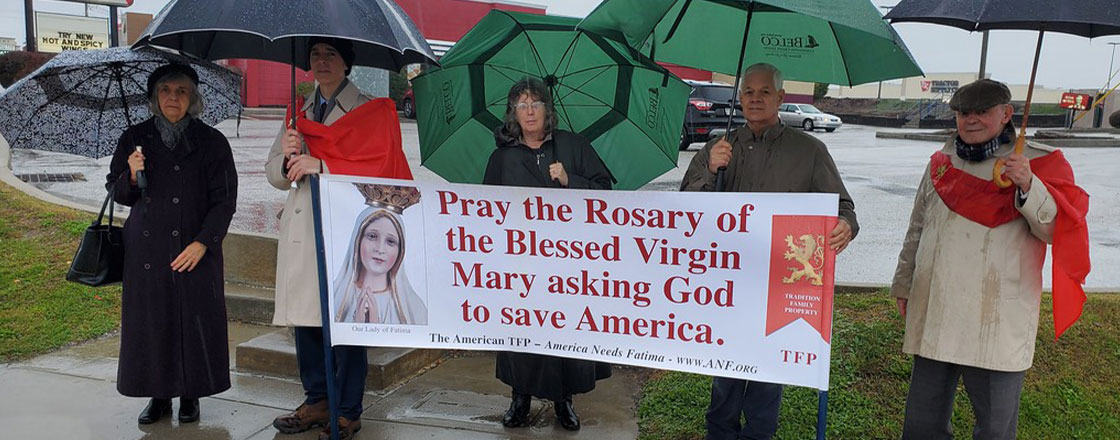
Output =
[
  {"x1": 310, "y1": 175, "x2": 341, "y2": 440},
  {"x1": 816, "y1": 390, "x2": 828, "y2": 440}
]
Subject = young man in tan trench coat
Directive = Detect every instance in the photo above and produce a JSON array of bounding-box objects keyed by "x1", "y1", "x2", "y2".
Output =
[
  {"x1": 264, "y1": 38, "x2": 372, "y2": 440},
  {"x1": 893, "y1": 79, "x2": 1090, "y2": 440}
]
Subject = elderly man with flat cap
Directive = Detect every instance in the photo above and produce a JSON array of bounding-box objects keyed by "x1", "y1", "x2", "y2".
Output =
[{"x1": 892, "y1": 78, "x2": 1090, "y2": 439}]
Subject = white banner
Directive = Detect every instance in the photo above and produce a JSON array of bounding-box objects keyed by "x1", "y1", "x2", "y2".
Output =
[
  {"x1": 317, "y1": 175, "x2": 839, "y2": 390},
  {"x1": 35, "y1": 12, "x2": 109, "y2": 53}
]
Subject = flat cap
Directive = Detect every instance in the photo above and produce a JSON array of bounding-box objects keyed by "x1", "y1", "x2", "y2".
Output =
[{"x1": 949, "y1": 79, "x2": 1012, "y2": 113}]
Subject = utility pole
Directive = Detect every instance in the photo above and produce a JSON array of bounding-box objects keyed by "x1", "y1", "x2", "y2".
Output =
[
  {"x1": 24, "y1": 0, "x2": 36, "y2": 52},
  {"x1": 1107, "y1": 42, "x2": 1120, "y2": 89},
  {"x1": 110, "y1": 6, "x2": 119, "y2": 47},
  {"x1": 978, "y1": 31, "x2": 990, "y2": 79}
]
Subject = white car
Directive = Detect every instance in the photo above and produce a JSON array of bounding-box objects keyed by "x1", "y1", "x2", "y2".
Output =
[{"x1": 779, "y1": 104, "x2": 842, "y2": 132}]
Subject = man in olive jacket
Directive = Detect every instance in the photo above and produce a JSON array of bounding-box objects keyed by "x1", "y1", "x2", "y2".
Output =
[{"x1": 680, "y1": 63, "x2": 858, "y2": 440}]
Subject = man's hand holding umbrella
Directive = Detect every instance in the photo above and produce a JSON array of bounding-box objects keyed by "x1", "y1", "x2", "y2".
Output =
[{"x1": 283, "y1": 128, "x2": 322, "y2": 182}]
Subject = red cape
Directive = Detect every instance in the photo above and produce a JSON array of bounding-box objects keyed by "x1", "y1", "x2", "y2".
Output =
[
  {"x1": 929, "y1": 151, "x2": 1090, "y2": 339},
  {"x1": 286, "y1": 97, "x2": 413, "y2": 180}
]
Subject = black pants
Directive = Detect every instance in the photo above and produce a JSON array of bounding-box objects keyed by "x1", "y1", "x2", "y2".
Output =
[
  {"x1": 902, "y1": 356, "x2": 1025, "y2": 440},
  {"x1": 293, "y1": 326, "x2": 368, "y2": 420},
  {"x1": 705, "y1": 377, "x2": 783, "y2": 440}
]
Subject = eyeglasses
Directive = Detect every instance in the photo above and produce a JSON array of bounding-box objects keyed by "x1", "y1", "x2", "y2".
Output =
[{"x1": 514, "y1": 101, "x2": 546, "y2": 112}]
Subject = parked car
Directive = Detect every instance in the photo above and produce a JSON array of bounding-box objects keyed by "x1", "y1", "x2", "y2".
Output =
[
  {"x1": 399, "y1": 86, "x2": 416, "y2": 119},
  {"x1": 680, "y1": 80, "x2": 745, "y2": 150},
  {"x1": 779, "y1": 103, "x2": 842, "y2": 132}
]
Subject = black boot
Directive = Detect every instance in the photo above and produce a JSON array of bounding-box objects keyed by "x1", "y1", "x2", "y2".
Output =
[
  {"x1": 178, "y1": 398, "x2": 200, "y2": 423},
  {"x1": 554, "y1": 395, "x2": 580, "y2": 431},
  {"x1": 137, "y1": 398, "x2": 171, "y2": 425},
  {"x1": 501, "y1": 393, "x2": 531, "y2": 428}
]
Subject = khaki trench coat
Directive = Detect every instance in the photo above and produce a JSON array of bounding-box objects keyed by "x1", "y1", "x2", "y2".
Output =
[
  {"x1": 266, "y1": 81, "x2": 371, "y2": 327},
  {"x1": 891, "y1": 137, "x2": 1058, "y2": 372}
]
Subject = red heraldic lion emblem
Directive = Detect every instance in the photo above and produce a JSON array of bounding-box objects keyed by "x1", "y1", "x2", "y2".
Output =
[{"x1": 766, "y1": 215, "x2": 837, "y2": 343}]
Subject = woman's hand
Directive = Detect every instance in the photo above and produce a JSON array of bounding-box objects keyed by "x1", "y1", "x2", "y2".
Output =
[
  {"x1": 127, "y1": 149, "x2": 145, "y2": 184},
  {"x1": 286, "y1": 154, "x2": 323, "y2": 182},
  {"x1": 549, "y1": 162, "x2": 569, "y2": 187},
  {"x1": 171, "y1": 241, "x2": 207, "y2": 273}
]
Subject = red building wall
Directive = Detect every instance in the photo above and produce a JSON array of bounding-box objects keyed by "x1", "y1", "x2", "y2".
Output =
[
  {"x1": 395, "y1": 0, "x2": 545, "y2": 41},
  {"x1": 661, "y1": 64, "x2": 712, "y2": 82},
  {"x1": 230, "y1": 59, "x2": 314, "y2": 108}
]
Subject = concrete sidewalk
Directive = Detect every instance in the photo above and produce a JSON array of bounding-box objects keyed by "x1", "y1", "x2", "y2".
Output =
[{"x1": 0, "y1": 322, "x2": 642, "y2": 440}]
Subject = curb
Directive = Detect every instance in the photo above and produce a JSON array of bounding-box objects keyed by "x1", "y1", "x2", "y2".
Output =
[{"x1": 875, "y1": 131, "x2": 1120, "y2": 148}]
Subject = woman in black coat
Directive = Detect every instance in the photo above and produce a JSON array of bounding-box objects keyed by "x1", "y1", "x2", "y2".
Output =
[
  {"x1": 483, "y1": 77, "x2": 613, "y2": 431},
  {"x1": 106, "y1": 63, "x2": 237, "y2": 426}
]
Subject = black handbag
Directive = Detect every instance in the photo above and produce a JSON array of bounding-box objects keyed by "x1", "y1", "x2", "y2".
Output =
[{"x1": 66, "y1": 189, "x2": 124, "y2": 286}]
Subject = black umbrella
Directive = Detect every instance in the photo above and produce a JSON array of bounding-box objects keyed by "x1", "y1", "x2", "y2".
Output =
[
  {"x1": 0, "y1": 47, "x2": 241, "y2": 158},
  {"x1": 885, "y1": 0, "x2": 1120, "y2": 187},
  {"x1": 133, "y1": 0, "x2": 439, "y2": 127}
]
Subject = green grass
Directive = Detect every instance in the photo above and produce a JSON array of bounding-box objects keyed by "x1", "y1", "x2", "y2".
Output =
[
  {"x1": 874, "y1": 99, "x2": 920, "y2": 116},
  {"x1": 1027, "y1": 103, "x2": 1066, "y2": 115},
  {"x1": 0, "y1": 182, "x2": 122, "y2": 361},
  {"x1": 637, "y1": 291, "x2": 1120, "y2": 440}
]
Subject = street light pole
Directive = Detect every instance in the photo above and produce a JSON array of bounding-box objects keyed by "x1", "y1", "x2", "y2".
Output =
[
  {"x1": 978, "y1": 30, "x2": 990, "y2": 79},
  {"x1": 24, "y1": 0, "x2": 36, "y2": 52},
  {"x1": 1107, "y1": 42, "x2": 1120, "y2": 89}
]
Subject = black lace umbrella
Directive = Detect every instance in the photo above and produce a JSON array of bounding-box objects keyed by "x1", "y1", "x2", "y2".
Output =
[{"x1": 0, "y1": 46, "x2": 241, "y2": 158}]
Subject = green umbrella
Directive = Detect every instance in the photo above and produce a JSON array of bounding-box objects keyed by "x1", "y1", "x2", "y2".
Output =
[
  {"x1": 580, "y1": 0, "x2": 923, "y2": 193},
  {"x1": 578, "y1": 0, "x2": 923, "y2": 85},
  {"x1": 413, "y1": 10, "x2": 691, "y2": 190}
]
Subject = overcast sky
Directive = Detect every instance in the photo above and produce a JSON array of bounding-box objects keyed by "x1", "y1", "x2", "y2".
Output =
[{"x1": 4, "y1": 0, "x2": 1119, "y2": 90}]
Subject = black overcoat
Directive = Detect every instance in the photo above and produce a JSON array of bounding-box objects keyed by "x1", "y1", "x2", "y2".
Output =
[
  {"x1": 106, "y1": 117, "x2": 237, "y2": 398},
  {"x1": 483, "y1": 127, "x2": 613, "y2": 401}
]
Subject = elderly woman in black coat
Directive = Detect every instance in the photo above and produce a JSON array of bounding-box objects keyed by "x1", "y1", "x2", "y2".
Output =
[
  {"x1": 105, "y1": 63, "x2": 237, "y2": 425},
  {"x1": 483, "y1": 77, "x2": 613, "y2": 431}
]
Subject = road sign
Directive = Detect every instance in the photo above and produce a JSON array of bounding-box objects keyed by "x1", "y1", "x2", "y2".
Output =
[
  {"x1": 1060, "y1": 93, "x2": 1093, "y2": 111},
  {"x1": 35, "y1": 12, "x2": 109, "y2": 53}
]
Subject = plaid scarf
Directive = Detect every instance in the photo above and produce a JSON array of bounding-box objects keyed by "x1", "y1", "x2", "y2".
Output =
[{"x1": 955, "y1": 128, "x2": 1012, "y2": 162}]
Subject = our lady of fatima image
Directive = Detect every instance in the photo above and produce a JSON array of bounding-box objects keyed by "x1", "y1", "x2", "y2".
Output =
[{"x1": 333, "y1": 184, "x2": 427, "y2": 325}]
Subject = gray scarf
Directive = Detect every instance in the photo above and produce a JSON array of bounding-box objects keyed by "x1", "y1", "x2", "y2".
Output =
[{"x1": 155, "y1": 115, "x2": 191, "y2": 150}]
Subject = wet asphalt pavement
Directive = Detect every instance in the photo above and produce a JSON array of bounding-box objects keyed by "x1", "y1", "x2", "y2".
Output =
[{"x1": 11, "y1": 119, "x2": 1120, "y2": 288}]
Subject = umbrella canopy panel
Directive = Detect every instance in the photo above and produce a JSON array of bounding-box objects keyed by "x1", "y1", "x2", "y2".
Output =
[
  {"x1": 885, "y1": 0, "x2": 1120, "y2": 38},
  {"x1": 414, "y1": 11, "x2": 690, "y2": 190},
  {"x1": 134, "y1": 0, "x2": 437, "y2": 71},
  {"x1": 0, "y1": 47, "x2": 241, "y2": 158},
  {"x1": 579, "y1": 0, "x2": 923, "y2": 86}
]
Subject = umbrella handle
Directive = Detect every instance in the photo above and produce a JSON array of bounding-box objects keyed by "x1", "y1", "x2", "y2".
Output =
[{"x1": 991, "y1": 132, "x2": 1026, "y2": 188}]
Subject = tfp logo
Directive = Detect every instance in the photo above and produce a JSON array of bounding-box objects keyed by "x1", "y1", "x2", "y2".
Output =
[
  {"x1": 645, "y1": 87, "x2": 661, "y2": 129},
  {"x1": 440, "y1": 81, "x2": 456, "y2": 124},
  {"x1": 759, "y1": 34, "x2": 820, "y2": 49}
]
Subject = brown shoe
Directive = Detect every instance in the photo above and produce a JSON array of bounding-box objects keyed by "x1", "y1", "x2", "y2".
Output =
[
  {"x1": 318, "y1": 416, "x2": 362, "y2": 440},
  {"x1": 273, "y1": 400, "x2": 330, "y2": 434}
]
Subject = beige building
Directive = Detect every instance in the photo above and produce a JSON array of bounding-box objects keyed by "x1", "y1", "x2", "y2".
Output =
[
  {"x1": 711, "y1": 73, "x2": 816, "y2": 101},
  {"x1": 830, "y1": 72, "x2": 1065, "y2": 104}
]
